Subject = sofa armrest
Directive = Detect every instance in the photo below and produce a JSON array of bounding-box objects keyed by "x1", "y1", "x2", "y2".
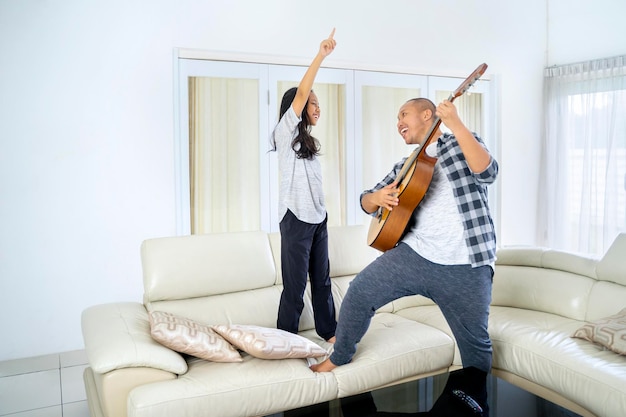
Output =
[{"x1": 81, "y1": 302, "x2": 187, "y2": 375}]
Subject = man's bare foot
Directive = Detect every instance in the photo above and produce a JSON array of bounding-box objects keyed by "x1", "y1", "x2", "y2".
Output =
[
  {"x1": 326, "y1": 336, "x2": 336, "y2": 344},
  {"x1": 310, "y1": 358, "x2": 338, "y2": 372}
]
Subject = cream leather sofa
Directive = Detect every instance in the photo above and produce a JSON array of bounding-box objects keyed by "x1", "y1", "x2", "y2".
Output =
[{"x1": 81, "y1": 226, "x2": 626, "y2": 417}]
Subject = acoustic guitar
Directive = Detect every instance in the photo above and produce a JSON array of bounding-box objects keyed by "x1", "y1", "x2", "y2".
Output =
[{"x1": 367, "y1": 63, "x2": 488, "y2": 252}]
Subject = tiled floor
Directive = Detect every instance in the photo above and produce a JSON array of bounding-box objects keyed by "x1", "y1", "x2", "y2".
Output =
[{"x1": 0, "y1": 350, "x2": 89, "y2": 417}]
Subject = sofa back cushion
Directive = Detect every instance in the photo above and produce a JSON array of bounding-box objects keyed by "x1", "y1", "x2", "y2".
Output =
[
  {"x1": 492, "y1": 247, "x2": 597, "y2": 320},
  {"x1": 327, "y1": 224, "x2": 381, "y2": 278},
  {"x1": 268, "y1": 224, "x2": 380, "y2": 286},
  {"x1": 147, "y1": 286, "x2": 282, "y2": 328},
  {"x1": 595, "y1": 233, "x2": 626, "y2": 286},
  {"x1": 141, "y1": 231, "x2": 276, "y2": 303},
  {"x1": 141, "y1": 225, "x2": 381, "y2": 331},
  {"x1": 494, "y1": 234, "x2": 626, "y2": 323},
  {"x1": 586, "y1": 233, "x2": 626, "y2": 321}
]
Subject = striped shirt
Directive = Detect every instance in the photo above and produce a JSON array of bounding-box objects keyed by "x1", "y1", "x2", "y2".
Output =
[{"x1": 361, "y1": 132, "x2": 498, "y2": 268}]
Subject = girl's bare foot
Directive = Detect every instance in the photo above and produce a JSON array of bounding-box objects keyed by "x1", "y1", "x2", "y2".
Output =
[{"x1": 310, "y1": 358, "x2": 337, "y2": 372}]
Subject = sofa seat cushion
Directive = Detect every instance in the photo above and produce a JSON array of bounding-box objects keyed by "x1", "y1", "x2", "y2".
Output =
[
  {"x1": 127, "y1": 354, "x2": 338, "y2": 417},
  {"x1": 394, "y1": 305, "x2": 462, "y2": 367},
  {"x1": 489, "y1": 306, "x2": 626, "y2": 417},
  {"x1": 320, "y1": 312, "x2": 454, "y2": 398}
]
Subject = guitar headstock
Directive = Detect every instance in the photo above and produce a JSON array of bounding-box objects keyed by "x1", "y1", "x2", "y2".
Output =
[{"x1": 451, "y1": 63, "x2": 488, "y2": 99}]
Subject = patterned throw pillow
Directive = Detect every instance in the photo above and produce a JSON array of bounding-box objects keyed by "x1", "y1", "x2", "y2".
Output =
[
  {"x1": 149, "y1": 311, "x2": 242, "y2": 362},
  {"x1": 212, "y1": 324, "x2": 328, "y2": 360},
  {"x1": 573, "y1": 308, "x2": 626, "y2": 355}
]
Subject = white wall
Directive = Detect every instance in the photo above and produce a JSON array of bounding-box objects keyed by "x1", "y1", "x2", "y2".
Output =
[
  {"x1": 547, "y1": 0, "x2": 626, "y2": 66},
  {"x1": 0, "y1": 0, "x2": 621, "y2": 361}
]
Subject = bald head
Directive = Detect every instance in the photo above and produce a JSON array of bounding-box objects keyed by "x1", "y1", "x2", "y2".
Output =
[
  {"x1": 397, "y1": 98, "x2": 439, "y2": 145},
  {"x1": 405, "y1": 98, "x2": 436, "y2": 116}
]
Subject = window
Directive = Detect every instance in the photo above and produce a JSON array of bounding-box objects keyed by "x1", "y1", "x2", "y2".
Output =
[
  {"x1": 173, "y1": 59, "x2": 269, "y2": 234},
  {"x1": 541, "y1": 55, "x2": 626, "y2": 255},
  {"x1": 174, "y1": 51, "x2": 497, "y2": 238}
]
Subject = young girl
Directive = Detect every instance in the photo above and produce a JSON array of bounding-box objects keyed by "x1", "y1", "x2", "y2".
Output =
[{"x1": 271, "y1": 29, "x2": 337, "y2": 343}]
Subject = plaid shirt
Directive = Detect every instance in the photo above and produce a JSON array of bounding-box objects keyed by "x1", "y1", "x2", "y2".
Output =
[{"x1": 361, "y1": 133, "x2": 498, "y2": 268}]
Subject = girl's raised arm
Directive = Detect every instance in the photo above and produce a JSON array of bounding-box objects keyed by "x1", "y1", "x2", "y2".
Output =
[{"x1": 291, "y1": 28, "x2": 336, "y2": 117}]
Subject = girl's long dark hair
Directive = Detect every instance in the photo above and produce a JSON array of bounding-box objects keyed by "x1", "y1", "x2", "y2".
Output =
[{"x1": 271, "y1": 87, "x2": 321, "y2": 160}]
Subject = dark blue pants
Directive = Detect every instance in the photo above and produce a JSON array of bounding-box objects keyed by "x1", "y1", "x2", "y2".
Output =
[
  {"x1": 330, "y1": 242, "x2": 493, "y2": 372},
  {"x1": 277, "y1": 209, "x2": 337, "y2": 340}
]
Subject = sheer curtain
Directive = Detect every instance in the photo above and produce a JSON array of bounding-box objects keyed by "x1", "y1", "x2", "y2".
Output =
[
  {"x1": 540, "y1": 55, "x2": 626, "y2": 255},
  {"x1": 189, "y1": 77, "x2": 260, "y2": 234}
]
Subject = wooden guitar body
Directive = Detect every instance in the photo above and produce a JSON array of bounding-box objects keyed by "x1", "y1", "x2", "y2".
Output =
[{"x1": 367, "y1": 151, "x2": 437, "y2": 252}]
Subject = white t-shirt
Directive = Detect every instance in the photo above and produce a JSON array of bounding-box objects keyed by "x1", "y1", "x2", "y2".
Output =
[
  {"x1": 401, "y1": 142, "x2": 470, "y2": 265},
  {"x1": 272, "y1": 107, "x2": 326, "y2": 224}
]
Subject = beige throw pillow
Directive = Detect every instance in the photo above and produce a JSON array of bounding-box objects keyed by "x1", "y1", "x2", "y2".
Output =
[
  {"x1": 149, "y1": 311, "x2": 242, "y2": 362},
  {"x1": 573, "y1": 308, "x2": 626, "y2": 355},
  {"x1": 212, "y1": 324, "x2": 328, "y2": 360}
]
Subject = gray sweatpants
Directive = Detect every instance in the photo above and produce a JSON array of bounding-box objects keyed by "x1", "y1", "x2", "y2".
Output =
[{"x1": 330, "y1": 242, "x2": 493, "y2": 373}]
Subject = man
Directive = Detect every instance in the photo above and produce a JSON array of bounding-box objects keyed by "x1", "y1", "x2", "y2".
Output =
[{"x1": 311, "y1": 98, "x2": 498, "y2": 416}]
